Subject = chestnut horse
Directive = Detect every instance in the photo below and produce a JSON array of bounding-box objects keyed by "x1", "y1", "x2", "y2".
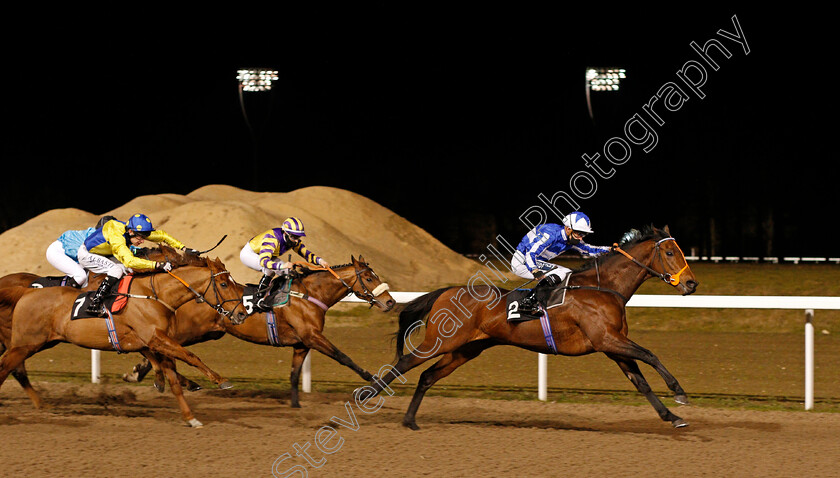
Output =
[
  {"x1": 0, "y1": 255, "x2": 247, "y2": 427},
  {"x1": 123, "y1": 254, "x2": 396, "y2": 407},
  {"x1": 366, "y1": 226, "x2": 698, "y2": 429}
]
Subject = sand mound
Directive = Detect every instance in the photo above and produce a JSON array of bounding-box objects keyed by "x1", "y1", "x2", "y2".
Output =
[{"x1": 0, "y1": 185, "x2": 485, "y2": 290}]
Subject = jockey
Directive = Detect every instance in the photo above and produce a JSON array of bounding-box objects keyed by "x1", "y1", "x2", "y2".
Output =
[
  {"x1": 77, "y1": 214, "x2": 197, "y2": 313},
  {"x1": 45, "y1": 216, "x2": 123, "y2": 288},
  {"x1": 511, "y1": 212, "x2": 611, "y2": 311},
  {"x1": 45, "y1": 227, "x2": 98, "y2": 288},
  {"x1": 240, "y1": 217, "x2": 330, "y2": 309}
]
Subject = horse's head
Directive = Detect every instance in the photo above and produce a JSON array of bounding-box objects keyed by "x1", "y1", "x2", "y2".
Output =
[
  {"x1": 347, "y1": 255, "x2": 396, "y2": 312},
  {"x1": 617, "y1": 225, "x2": 698, "y2": 295},
  {"x1": 202, "y1": 257, "x2": 248, "y2": 323}
]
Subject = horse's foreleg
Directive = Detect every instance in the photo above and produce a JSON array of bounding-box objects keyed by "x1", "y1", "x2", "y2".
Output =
[
  {"x1": 122, "y1": 357, "x2": 153, "y2": 383},
  {"x1": 609, "y1": 354, "x2": 687, "y2": 428},
  {"x1": 288, "y1": 346, "x2": 309, "y2": 408},
  {"x1": 145, "y1": 330, "x2": 232, "y2": 390},
  {"x1": 297, "y1": 331, "x2": 373, "y2": 382},
  {"x1": 155, "y1": 353, "x2": 203, "y2": 428},
  {"x1": 401, "y1": 340, "x2": 492, "y2": 430},
  {"x1": 600, "y1": 334, "x2": 688, "y2": 403}
]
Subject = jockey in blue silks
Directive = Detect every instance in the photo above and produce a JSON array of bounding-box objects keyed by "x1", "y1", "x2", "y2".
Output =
[{"x1": 510, "y1": 212, "x2": 611, "y2": 311}]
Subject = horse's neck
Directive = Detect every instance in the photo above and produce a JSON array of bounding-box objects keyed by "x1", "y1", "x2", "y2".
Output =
[
  {"x1": 147, "y1": 267, "x2": 210, "y2": 310},
  {"x1": 298, "y1": 268, "x2": 352, "y2": 307},
  {"x1": 573, "y1": 245, "x2": 653, "y2": 298}
]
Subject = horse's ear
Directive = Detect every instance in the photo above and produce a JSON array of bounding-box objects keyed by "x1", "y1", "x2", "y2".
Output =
[
  {"x1": 358, "y1": 255, "x2": 365, "y2": 264},
  {"x1": 663, "y1": 225, "x2": 671, "y2": 236}
]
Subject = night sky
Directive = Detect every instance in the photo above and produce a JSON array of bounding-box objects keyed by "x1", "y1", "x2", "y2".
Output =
[{"x1": 2, "y1": 8, "x2": 832, "y2": 258}]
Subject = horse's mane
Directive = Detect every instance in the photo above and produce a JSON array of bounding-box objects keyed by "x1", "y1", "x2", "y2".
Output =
[
  {"x1": 134, "y1": 243, "x2": 208, "y2": 274},
  {"x1": 573, "y1": 225, "x2": 668, "y2": 273},
  {"x1": 296, "y1": 262, "x2": 358, "y2": 279}
]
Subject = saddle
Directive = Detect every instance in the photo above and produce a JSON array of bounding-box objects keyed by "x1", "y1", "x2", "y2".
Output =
[
  {"x1": 505, "y1": 275, "x2": 571, "y2": 323},
  {"x1": 70, "y1": 276, "x2": 133, "y2": 320},
  {"x1": 243, "y1": 274, "x2": 294, "y2": 314}
]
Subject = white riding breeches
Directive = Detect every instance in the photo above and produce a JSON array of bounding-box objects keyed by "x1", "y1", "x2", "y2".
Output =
[
  {"x1": 77, "y1": 245, "x2": 129, "y2": 279},
  {"x1": 45, "y1": 240, "x2": 90, "y2": 287},
  {"x1": 511, "y1": 251, "x2": 572, "y2": 282},
  {"x1": 240, "y1": 244, "x2": 283, "y2": 276}
]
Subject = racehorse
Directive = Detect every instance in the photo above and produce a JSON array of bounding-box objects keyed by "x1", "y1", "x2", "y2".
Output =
[
  {"x1": 0, "y1": 248, "x2": 209, "y2": 407},
  {"x1": 122, "y1": 254, "x2": 396, "y2": 408},
  {"x1": 365, "y1": 226, "x2": 698, "y2": 429},
  {"x1": 0, "y1": 254, "x2": 247, "y2": 427}
]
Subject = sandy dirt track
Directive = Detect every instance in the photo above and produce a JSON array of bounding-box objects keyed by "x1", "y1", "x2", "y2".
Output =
[{"x1": 2, "y1": 382, "x2": 838, "y2": 478}]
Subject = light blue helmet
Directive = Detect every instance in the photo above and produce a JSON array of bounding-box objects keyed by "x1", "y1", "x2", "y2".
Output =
[
  {"x1": 127, "y1": 214, "x2": 155, "y2": 236},
  {"x1": 562, "y1": 212, "x2": 594, "y2": 234}
]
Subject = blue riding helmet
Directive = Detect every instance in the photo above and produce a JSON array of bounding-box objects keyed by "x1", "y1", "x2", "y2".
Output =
[{"x1": 127, "y1": 214, "x2": 155, "y2": 236}]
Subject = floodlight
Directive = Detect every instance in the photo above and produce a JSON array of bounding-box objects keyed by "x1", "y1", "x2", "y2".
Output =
[
  {"x1": 586, "y1": 68, "x2": 626, "y2": 92},
  {"x1": 237, "y1": 68, "x2": 279, "y2": 92}
]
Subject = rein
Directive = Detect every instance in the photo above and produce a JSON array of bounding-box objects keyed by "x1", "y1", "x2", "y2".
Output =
[
  {"x1": 612, "y1": 237, "x2": 689, "y2": 286},
  {"x1": 289, "y1": 261, "x2": 391, "y2": 309}
]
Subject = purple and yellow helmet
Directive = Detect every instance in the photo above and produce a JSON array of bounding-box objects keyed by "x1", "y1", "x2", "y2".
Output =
[{"x1": 281, "y1": 217, "x2": 306, "y2": 237}]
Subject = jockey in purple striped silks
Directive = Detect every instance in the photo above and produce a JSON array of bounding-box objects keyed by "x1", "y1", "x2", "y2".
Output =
[{"x1": 240, "y1": 217, "x2": 330, "y2": 309}]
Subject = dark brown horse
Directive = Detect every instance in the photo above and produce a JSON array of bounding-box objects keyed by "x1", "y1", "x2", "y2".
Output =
[
  {"x1": 0, "y1": 255, "x2": 246, "y2": 427},
  {"x1": 123, "y1": 255, "x2": 396, "y2": 407},
  {"x1": 365, "y1": 226, "x2": 698, "y2": 429}
]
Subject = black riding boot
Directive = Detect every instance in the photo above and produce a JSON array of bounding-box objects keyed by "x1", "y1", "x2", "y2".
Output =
[
  {"x1": 520, "y1": 274, "x2": 561, "y2": 312},
  {"x1": 87, "y1": 276, "x2": 119, "y2": 313},
  {"x1": 255, "y1": 274, "x2": 273, "y2": 309}
]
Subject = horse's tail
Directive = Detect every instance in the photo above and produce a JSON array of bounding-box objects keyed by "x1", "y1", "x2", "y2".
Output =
[
  {"x1": 0, "y1": 286, "x2": 29, "y2": 319},
  {"x1": 394, "y1": 287, "x2": 452, "y2": 360}
]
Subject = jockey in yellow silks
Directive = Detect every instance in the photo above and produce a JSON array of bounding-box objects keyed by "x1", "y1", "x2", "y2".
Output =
[{"x1": 77, "y1": 214, "x2": 196, "y2": 313}]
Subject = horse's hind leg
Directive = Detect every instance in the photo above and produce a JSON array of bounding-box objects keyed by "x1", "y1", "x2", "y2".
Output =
[
  {"x1": 609, "y1": 354, "x2": 687, "y2": 428},
  {"x1": 401, "y1": 340, "x2": 493, "y2": 430},
  {"x1": 122, "y1": 357, "x2": 153, "y2": 383},
  {"x1": 11, "y1": 364, "x2": 43, "y2": 409},
  {"x1": 288, "y1": 346, "x2": 310, "y2": 408},
  {"x1": 145, "y1": 329, "x2": 232, "y2": 389},
  {"x1": 131, "y1": 354, "x2": 202, "y2": 392},
  {"x1": 0, "y1": 344, "x2": 41, "y2": 387}
]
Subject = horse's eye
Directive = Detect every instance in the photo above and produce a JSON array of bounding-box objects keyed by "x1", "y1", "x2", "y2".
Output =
[{"x1": 666, "y1": 251, "x2": 674, "y2": 257}]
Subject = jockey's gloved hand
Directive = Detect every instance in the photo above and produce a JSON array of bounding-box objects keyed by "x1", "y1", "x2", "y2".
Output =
[
  {"x1": 156, "y1": 261, "x2": 173, "y2": 272},
  {"x1": 532, "y1": 270, "x2": 546, "y2": 281}
]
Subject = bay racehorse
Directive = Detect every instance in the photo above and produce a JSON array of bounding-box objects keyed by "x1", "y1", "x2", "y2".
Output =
[
  {"x1": 122, "y1": 254, "x2": 396, "y2": 408},
  {"x1": 365, "y1": 226, "x2": 698, "y2": 429},
  {"x1": 0, "y1": 254, "x2": 247, "y2": 427}
]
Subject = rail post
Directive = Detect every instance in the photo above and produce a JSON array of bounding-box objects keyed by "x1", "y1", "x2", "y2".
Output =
[{"x1": 805, "y1": 309, "x2": 814, "y2": 410}]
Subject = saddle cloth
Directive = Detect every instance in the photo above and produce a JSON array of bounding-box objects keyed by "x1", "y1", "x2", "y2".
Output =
[
  {"x1": 505, "y1": 275, "x2": 571, "y2": 323},
  {"x1": 70, "y1": 276, "x2": 133, "y2": 320},
  {"x1": 243, "y1": 275, "x2": 293, "y2": 314}
]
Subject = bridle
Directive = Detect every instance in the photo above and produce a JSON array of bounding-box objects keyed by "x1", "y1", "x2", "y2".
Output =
[
  {"x1": 166, "y1": 266, "x2": 245, "y2": 319},
  {"x1": 612, "y1": 237, "x2": 689, "y2": 286}
]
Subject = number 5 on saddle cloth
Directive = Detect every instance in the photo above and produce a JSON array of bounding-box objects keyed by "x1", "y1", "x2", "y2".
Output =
[{"x1": 242, "y1": 274, "x2": 294, "y2": 315}]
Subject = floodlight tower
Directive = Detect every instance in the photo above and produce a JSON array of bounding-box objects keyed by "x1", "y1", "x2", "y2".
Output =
[
  {"x1": 585, "y1": 67, "x2": 626, "y2": 121},
  {"x1": 237, "y1": 68, "x2": 279, "y2": 189}
]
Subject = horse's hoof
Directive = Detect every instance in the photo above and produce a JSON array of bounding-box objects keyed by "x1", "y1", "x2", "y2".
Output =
[
  {"x1": 402, "y1": 421, "x2": 420, "y2": 431},
  {"x1": 674, "y1": 394, "x2": 690, "y2": 405},
  {"x1": 187, "y1": 418, "x2": 204, "y2": 428},
  {"x1": 218, "y1": 381, "x2": 234, "y2": 390},
  {"x1": 672, "y1": 418, "x2": 689, "y2": 428},
  {"x1": 153, "y1": 381, "x2": 165, "y2": 393},
  {"x1": 122, "y1": 372, "x2": 140, "y2": 383},
  {"x1": 186, "y1": 382, "x2": 203, "y2": 392}
]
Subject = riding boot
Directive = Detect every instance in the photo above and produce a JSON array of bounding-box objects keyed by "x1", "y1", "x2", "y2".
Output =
[
  {"x1": 62, "y1": 276, "x2": 81, "y2": 288},
  {"x1": 520, "y1": 274, "x2": 561, "y2": 312},
  {"x1": 254, "y1": 274, "x2": 273, "y2": 310},
  {"x1": 87, "y1": 276, "x2": 119, "y2": 314}
]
